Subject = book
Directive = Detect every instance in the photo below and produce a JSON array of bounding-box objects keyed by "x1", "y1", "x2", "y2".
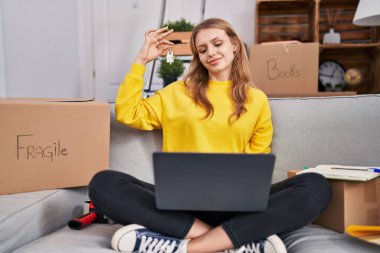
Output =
[
  {"x1": 346, "y1": 225, "x2": 380, "y2": 245},
  {"x1": 296, "y1": 165, "x2": 380, "y2": 181}
]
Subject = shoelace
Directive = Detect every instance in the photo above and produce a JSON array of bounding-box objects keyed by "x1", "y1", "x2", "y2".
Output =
[
  {"x1": 224, "y1": 241, "x2": 264, "y2": 253},
  {"x1": 138, "y1": 235, "x2": 178, "y2": 253},
  {"x1": 241, "y1": 241, "x2": 264, "y2": 253}
]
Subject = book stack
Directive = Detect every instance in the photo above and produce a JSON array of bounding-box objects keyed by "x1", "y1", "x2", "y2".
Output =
[{"x1": 296, "y1": 165, "x2": 380, "y2": 181}]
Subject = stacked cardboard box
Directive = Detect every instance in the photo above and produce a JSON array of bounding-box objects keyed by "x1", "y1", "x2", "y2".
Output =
[{"x1": 250, "y1": 42, "x2": 319, "y2": 96}]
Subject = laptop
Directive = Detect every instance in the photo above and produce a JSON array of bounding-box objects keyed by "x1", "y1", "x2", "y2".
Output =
[{"x1": 153, "y1": 152, "x2": 275, "y2": 212}]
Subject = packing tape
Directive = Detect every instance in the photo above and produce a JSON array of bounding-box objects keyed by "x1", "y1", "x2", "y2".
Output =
[{"x1": 282, "y1": 44, "x2": 290, "y2": 54}]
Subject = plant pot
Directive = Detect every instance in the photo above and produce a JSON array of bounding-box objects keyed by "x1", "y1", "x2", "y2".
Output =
[{"x1": 163, "y1": 76, "x2": 178, "y2": 87}]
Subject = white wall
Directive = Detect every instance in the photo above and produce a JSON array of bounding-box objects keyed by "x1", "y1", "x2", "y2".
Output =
[
  {"x1": 164, "y1": 0, "x2": 256, "y2": 46},
  {"x1": 164, "y1": 0, "x2": 203, "y2": 26},
  {"x1": 0, "y1": 0, "x2": 256, "y2": 99},
  {"x1": 0, "y1": 0, "x2": 92, "y2": 98},
  {"x1": 92, "y1": 0, "x2": 163, "y2": 102},
  {"x1": 0, "y1": 2, "x2": 6, "y2": 97}
]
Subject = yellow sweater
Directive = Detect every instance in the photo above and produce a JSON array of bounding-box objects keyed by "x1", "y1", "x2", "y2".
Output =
[{"x1": 115, "y1": 63, "x2": 273, "y2": 154}]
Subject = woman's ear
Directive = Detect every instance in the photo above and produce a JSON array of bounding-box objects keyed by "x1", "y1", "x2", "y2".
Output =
[{"x1": 232, "y1": 38, "x2": 240, "y2": 54}]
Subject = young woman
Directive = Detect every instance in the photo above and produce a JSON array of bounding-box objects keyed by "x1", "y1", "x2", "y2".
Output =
[{"x1": 89, "y1": 18, "x2": 332, "y2": 253}]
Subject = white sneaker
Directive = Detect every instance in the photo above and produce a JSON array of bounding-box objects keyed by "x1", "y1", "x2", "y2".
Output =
[
  {"x1": 224, "y1": 235, "x2": 287, "y2": 253},
  {"x1": 111, "y1": 224, "x2": 188, "y2": 253}
]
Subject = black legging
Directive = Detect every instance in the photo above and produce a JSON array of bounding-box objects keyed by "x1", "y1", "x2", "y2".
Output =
[{"x1": 89, "y1": 170, "x2": 332, "y2": 247}]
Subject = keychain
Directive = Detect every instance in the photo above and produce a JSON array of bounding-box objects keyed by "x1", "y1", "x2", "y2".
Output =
[{"x1": 166, "y1": 47, "x2": 174, "y2": 65}]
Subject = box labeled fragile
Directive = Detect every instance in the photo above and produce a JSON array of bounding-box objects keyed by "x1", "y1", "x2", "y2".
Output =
[
  {"x1": 250, "y1": 42, "x2": 319, "y2": 95},
  {"x1": 0, "y1": 98, "x2": 110, "y2": 194}
]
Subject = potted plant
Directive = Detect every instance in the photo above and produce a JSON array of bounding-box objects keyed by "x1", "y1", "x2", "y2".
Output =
[
  {"x1": 163, "y1": 17, "x2": 195, "y2": 32},
  {"x1": 158, "y1": 58, "x2": 185, "y2": 87}
]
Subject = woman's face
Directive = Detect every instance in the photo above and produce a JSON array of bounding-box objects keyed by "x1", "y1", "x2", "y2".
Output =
[{"x1": 195, "y1": 28, "x2": 237, "y2": 80}]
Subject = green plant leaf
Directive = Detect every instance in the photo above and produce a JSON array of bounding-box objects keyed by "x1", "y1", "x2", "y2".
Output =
[
  {"x1": 158, "y1": 58, "x2": 185, "y2": 78},
  {"x1": 162, "y1": 18, "x2": 194, "y2": 32}
]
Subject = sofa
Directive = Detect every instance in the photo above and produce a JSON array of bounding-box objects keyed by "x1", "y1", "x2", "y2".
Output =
[{"x1": 1, "y1": 94, "x2": 380, "y2": 253}]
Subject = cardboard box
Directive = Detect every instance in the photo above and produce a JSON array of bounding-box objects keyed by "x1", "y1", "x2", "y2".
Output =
[
  {"x1": 287, "y1": 169, "x2": 301, "y2": 178},
  {"x1": 288, "y1": 169, "x2": 380, "y2": 233},
  {"x1": 250, "y1": 42, "x2": 319, "y2": 95},
  {"x1": 0, "y1": 98, "x2": 110, "y2": 194},
  {"x1": 315, "y1": 179, "x2": 380, "y2": 233}
]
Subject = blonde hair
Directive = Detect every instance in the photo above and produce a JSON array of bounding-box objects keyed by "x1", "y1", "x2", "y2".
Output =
[{"x1": 184, "y1": 18, "x2": 254, "y2": 123}]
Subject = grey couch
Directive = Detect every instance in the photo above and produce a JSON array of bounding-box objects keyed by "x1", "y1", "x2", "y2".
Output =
[{"x1": 2, "y1": 94, "x2": 380, "y2": 253}]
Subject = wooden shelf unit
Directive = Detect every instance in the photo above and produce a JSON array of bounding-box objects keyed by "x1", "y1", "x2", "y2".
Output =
[
  {"x1": 267, "y1": 91, "x2": 357, "y2": 97},
  {"x1": 255, "y1": 0, "x2": 380, "y2": 94},
  {"x1": 256, "y1": 0, "x2": 317, "y2": 43},
  {"x1": 320, "y1": 42, "x2": 380, "y2": 49},
  {"x1": 318, "y1": 0, "x2": 379, "y2": 44}
]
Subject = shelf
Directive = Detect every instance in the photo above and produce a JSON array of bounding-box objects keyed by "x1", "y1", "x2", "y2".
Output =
[
  {"x1": 267, "y1": 91, "x2": 357, "y2": 98},
  {"x1": 159, "y1": 32, "x2": 192, "y2": 56},
  {"x1": 159, "y1": 44, "x2": 192, "y2": 56},
  {"x1": 254, "y1": 0, "x2": 380, "y2": 95},
  {"x1": 256, "y1": 0, "x2": 311, "y2": 2},
  {"x1": 255, "y1": 0, "x2": 315, "y2": 43},
  {"x1": 320, "y1": 43, "x2": 380, "y2": 50}
]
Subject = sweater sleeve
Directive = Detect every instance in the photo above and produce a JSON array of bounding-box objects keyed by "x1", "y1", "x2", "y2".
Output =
[
  {"x1": 115, "y1": 63, "x2": 162, "y2": 130},
  {"x1": 245, "y1": 95, "x2": 273, "y2": 154}
]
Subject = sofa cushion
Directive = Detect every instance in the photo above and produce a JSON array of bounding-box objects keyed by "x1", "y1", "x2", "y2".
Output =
[
  {"x1": 14, "y1": 224, "x2": 122, "y2": 253},
  {"x1": 0, "y1": 187, "x2": 87, "y2": 253},
  {"x1": 282, "y1": 224, "x2": 380, "y2": 253},
  {"x1": 269, "y1": 94, "x2": 380, "y2": 182},
  {"x1": 14, "y1": 223, "x2": 380, "y2": 253},
  {"x1": 110, "y1": 104, "x2": 161, "y2": 184}
]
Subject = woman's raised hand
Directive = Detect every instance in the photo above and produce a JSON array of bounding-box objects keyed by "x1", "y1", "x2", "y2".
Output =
[{"x1": 135, "y1": 27, "x2": 174, "y2": 66}]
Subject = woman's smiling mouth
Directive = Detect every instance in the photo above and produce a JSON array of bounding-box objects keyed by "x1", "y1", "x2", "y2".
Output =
[{"x1": 208, "y1": 58, "x2": 221, "y2": 65}]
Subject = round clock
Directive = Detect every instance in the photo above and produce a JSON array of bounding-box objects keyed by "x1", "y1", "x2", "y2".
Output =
[{"x1": 319, "y1": 60, "x2": 345, "y2": 91}]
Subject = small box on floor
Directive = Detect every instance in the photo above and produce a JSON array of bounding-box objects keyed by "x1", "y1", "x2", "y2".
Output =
[
  {"x1": 315, "y1": 179, "x2": 380, "y2": 233},
  {"x1": 288, "y1": 169, "x2": 380, "y2": 233},
  {"x1": 0, "y1": 98, "x2": 110, "y2": 195}
]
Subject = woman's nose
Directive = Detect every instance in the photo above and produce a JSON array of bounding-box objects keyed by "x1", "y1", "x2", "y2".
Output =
[{"x1": 207, "y1": 47, "x2": 216, "y2": 56}]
